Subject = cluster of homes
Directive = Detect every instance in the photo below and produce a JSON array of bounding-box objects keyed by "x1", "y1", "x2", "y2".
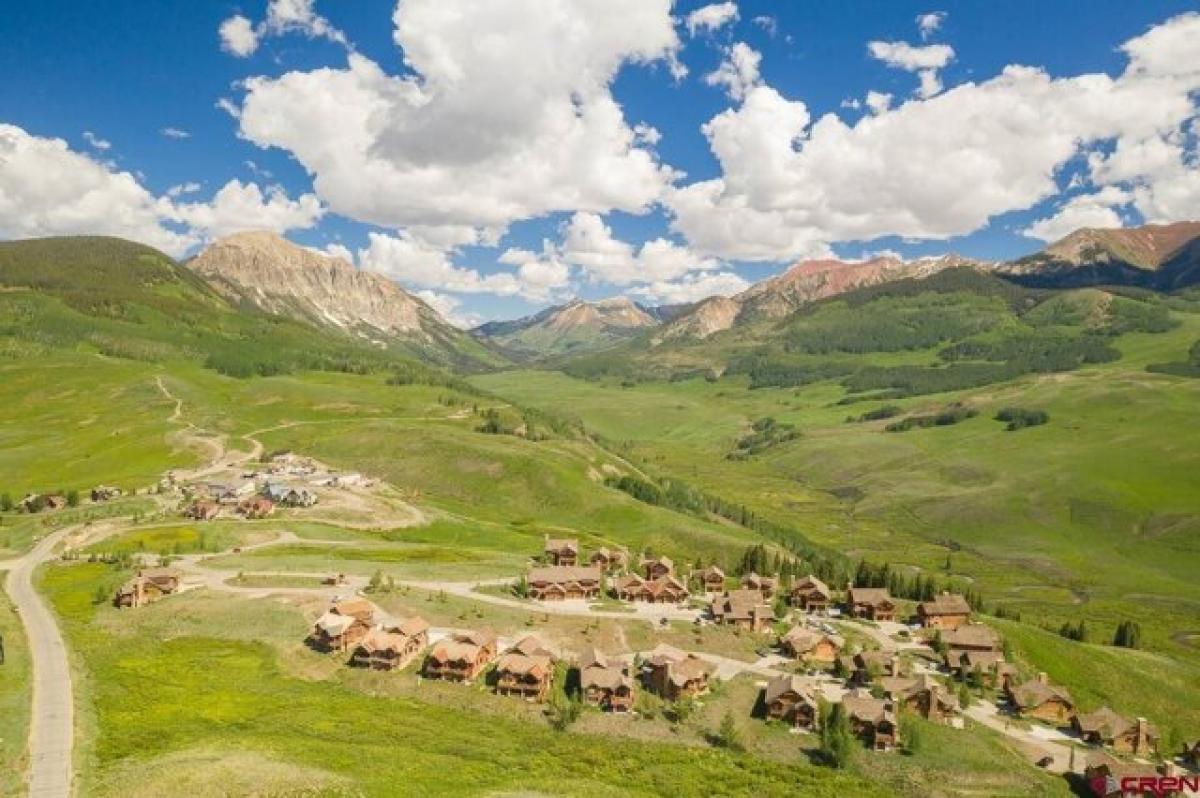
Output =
[
  {"x1": 183, "y1": 478, "x2": 319, "y2": 522},
  {"x1": 303, "y1": 595, "x2": 724, "y2": 711}
]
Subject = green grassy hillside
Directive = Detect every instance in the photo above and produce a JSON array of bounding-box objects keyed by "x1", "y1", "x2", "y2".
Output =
[{"x1": 0, "y1": 236, "x2": 501, "y2": 375}]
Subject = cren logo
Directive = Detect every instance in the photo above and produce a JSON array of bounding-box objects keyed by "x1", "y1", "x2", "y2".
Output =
[{"x1": 1111, "y1": 775, "x2": 1200, "y2": 797}]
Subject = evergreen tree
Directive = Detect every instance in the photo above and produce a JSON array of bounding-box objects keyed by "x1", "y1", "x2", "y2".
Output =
[
  {"x1": 1, "y1": 493, "x2": 13, "y2": 512},
  {"x1": 820, "y1": 703, "x2": 856, "y2": 769},
  {"x1": 714, "y1": 710, "x2": 745, "y2": 752}
]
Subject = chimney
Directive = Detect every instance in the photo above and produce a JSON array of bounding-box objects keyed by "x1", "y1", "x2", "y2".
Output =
[
  {"x1": 1135, "y1": 717, "x2": 1148, "y2": 751},
  {"x1": 1036, "y1": 671, "x2": 1049, "y2": 684}
]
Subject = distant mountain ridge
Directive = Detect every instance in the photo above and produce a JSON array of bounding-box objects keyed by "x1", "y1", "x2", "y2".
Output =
[{"x1": 472, "y1": 296, "x2": 660, "y2": 359}]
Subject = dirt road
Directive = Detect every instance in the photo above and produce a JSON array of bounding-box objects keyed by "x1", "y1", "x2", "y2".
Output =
[{"x1": 4, "y1": 527, "x2": 75, "y2": 797}]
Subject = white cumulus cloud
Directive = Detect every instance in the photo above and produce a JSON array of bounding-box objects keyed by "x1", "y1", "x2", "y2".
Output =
[
  {"x1": 219, "y1": 0, "x2": 347, "y2": 58},
  {"x1": 668, "y1": 13, "x2": 1200, "y2": 262},
  {"x1": 235, "y1": 0, "x2": 682, "y2": 246},
  {"x1": 705, "y1": 42, "x2": 762, "y2": 101},
  {"x1": 686, "y1": 2, "x2": 739, "y2": 36},
  {"x1": 1022, "y1": 186, "x2": 1132, "y2": 242},
  {"x1": 0, "y1": 124, "x2": 322, "y2": 257},
  {"x1": 916, "y1": 12, "x2": 946, "y2": 41},
  {"x1": 628, "y1": 271, "x2": 749, "y2": 304}
]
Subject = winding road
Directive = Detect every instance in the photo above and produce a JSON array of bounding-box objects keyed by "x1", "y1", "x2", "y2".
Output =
[{"x1": 3, "y1": 527, "x2": 75, "y2": 797}]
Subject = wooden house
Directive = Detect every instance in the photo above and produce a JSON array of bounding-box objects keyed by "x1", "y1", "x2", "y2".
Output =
[
  {"x1": 615, "y1": 574, "x2": 689, "y2": 604},
  {"x1": 841, "y1": 690, "x2": 899, "y2": 750},
  {"x1": 309, "y1": 598, "x2": 375, "y2": 652},
  {"x1": 589, "y1": 547, "x2": 628, "y2": 573},
  {"x1": 740, "y1": 572, "x2": 779, "y2": 600},
  {"x1": 640, "y1": 556, "x2": 674, "y2": 580},
  {"x1": 1072, "y1": 707, "x2": 1159, "y2": 755},
  {"x1": 779, "y1": 625, "x2": 844, "y2": 662},
  {"x1": 263, "y1": 482, "x2": 318, "y2": 508},
  {"x1": 114, "y1": 567, "x2": 182, "y2": 608},
  {"x1": 1083, "y1": 753, "x2": 1167, "y2": 798},
  {"x1": 494, "y1": 635, "x2": 555, "y2": 701},
  {"x1": 350, "y1": 616, "x2": 429, "y2": 671},
  {"x1": 880, "y1": 674, "x2": 960, "y2": 724},
  {"x1": 424, "y1": 630, "x2": 498, "y2": 683},
  {"x1": 526, "y1": 566, "x2": 603, "y2": 601},
  {"x1": 543, "y1": 537, "x2": 579, "y2": 567},
  {"x1": 695, "y1": 565, "x2": 726, "y2": 595},
  {"x1": 1007, "y1": 673, "x2": 1074, "y2": 724},
  {"x1": 763, "y1": 674, "x2": 818, "y2": 729},
  {"x1": 846, "y1": 587, "x2": 897, "y2": 622},
  {"x1": 579, "y1": 646, "x2": 635, "y2": 713},
  {"x1": 645, "y1": 644, "x2": 715, "y2": 701},
  {"x1": 789, "y1": 575, "x2": 831, "y2": 612},
  {"x1": 941, "y1": 624, "x2": 1001, "y2": 653},
  {"x1": 917, "y1": 592, "x2": 972, "y2": 630},
  {"x1": 709, "y1": 589, "x2": 773, "y2": 632},
  {"x1": 945, "y1": 649, "x2": 1014, "y2": 688}
]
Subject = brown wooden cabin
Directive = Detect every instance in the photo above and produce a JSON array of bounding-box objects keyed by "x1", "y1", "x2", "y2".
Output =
[
  {"x1": 494, "y1": 636, "x2": 555, "y2": 701},
  {"x1": 527, "y1": 565, "x2": 602, "y2": 601},
  {"x1": 424, "y1": 630, "x2": 498, "y2": 683},
  {"x1": 710, "y1": 589, "x2": 773, "y2": 632},
  {"x1": 763, "y1": 674, "x2": 818, "y2": 729},
  {"x1": 779, "y1": 625, "x2": 844, "y2": 662},
  {"x1": 114, "y1": 567, "x2": 183, "y2": 608},
  {"x1": 1072, "y1": 707, "x2": 1159, "y2": 755},
  {"x1": 309, "y1": 598, "x2": 375, "y2": 652},
  {"x1": 841, "y1": 690, "x2": 899, "y2": 751},
  {"x1": 695, "y1": 565, "x2": 726, "y2": 595},
  {"x1": 640, "y1": 556, "x2": 674, "y2": 580},
  {"x1": 543, "y1": 537, "x2": 579, "y2": 566},
  {"x1": 350, "y1": 616, "x2": 430, "y2": 671},
  {"x1": 579, "y1": 646, "x2": 635, "y2": 713},
  {"x1": 789, "y1": 575, "x2": 832, "y2": 612},
  {"x1": 917, "y1": 592, "x2": 972, "y2": 629},
  {"x1": 645, "y1": 644, "x2": 715, "y2": 701},
  {"x1": 740, "y1": 572, "x2": 779, "y2": 601},
  {"x1": 1007, "y1": 673, "x2": 1074, "y2": 724},
  {"x1": 846, "y1": 587, "x2": 897, "y2": 622}
]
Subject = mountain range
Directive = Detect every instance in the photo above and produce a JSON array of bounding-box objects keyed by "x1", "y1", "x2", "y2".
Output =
[{"x1": 1, "y1": 221, "x2": 1198, "y2": 368}]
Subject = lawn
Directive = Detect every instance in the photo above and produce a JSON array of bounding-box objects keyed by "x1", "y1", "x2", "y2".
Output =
[{"x1": 0, "y1": 572, "x2": 31, "y2": 796}]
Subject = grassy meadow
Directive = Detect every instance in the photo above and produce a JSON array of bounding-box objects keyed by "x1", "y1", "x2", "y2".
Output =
[{"x1": 0, "y1": 574, "x2": 31, "y2": 796}]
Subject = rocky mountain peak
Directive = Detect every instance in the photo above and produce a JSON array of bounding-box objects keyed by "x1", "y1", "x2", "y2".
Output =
[{"x1": 187, "y1": 231, "x2": 445, "y2": 339}]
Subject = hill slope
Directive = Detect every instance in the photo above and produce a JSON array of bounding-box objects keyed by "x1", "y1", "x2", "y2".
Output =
[
  {"x1": 473, "y1": 296, "x2": 658, "y2": 359},
  {"x1": 0, "y1": 235, "x2": 479, "y2": 379}
]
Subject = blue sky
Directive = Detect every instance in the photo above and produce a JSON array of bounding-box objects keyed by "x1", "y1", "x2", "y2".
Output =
[{"x1": 1, "y1": 1, "x2": 1198, "y2": 325}]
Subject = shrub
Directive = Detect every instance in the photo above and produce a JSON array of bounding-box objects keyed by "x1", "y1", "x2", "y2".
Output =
[{"x1": 994, "y1": 407, "x2": 1049, "y2": 431}]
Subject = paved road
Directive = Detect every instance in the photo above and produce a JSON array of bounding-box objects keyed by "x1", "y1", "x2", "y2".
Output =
[{"x1": 4, "y1": 528, "x2": 75, "y2": 797}]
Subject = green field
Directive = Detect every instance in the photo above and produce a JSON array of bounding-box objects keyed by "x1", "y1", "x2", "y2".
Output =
[{"x1": 0, "y1": 573, "x2": 31, "y2": 796}]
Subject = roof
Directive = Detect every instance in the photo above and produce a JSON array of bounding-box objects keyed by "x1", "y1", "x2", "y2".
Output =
[
  {"x1": 1074, "y1": 706, "x2": 1156, "y2": 740},
  {"x1": 697, "y1": 565, "x2": 725, "y2": 580},
  {"x1": 495, "y1": 652, "x2": 553, "y2": 679},
  {"x1": 667, "y1": 655, "x2": 715, "y2": 686},
  {"x1": 331, "y1": 598, "x2": 374, "y2": 619},
  {"x1": 920, "y1": 592, "x2": 972, "y2": 616},
  {"x1": 1010, "y1": 679, "x2": 1073, "y2": 710},
  {"x1": 942, "y1": 624, "x2": 1001, "y2": 650},
  {"x1": 781, "y1": 625, "x2": 844, "y2": 653},
  {"x1": 792, "y1": 575, "x2": 831, "y2": 597},
  {"x1": 378, "y1": 615, "x2": 429, "y2": 638},
  {"x1": 458, "y1": 629, "x2": 497, "y2": 648},
  {"x1": 764, "y1": 674, "x2": 816, "y2": 705},
  {"x1": 741, "y1": 572, "x2": 778, "y2": 589},
  {"x1": 957, "y1": 650, "x2": 1005, "y2": 669},
  {"x1": 315, "y1": 611, "x2": 356, "y2": 636},
  {"x1": 527, "y1": 565, "x2": 602, "y2": 584},
  {"x1": 613, "y1": 574, "x2": 645, "y2": 590},
  {"x1": 641, "y1": 555, "x2": 674, "y2": 571},
  {"x1": 355, "y1": 627, "x2": 412, "y2": 655},
  {"x1": 711, "y1": 589, "x2": 771, "y2": 620},
  {"x1": 848, "y1": 587, "x2": 893, "y2": 606},
  {"x1": 580, "y1": 650, "x2": 632, "y2": 691},
  {"x1": 428, "y1": 631, "x2": 496, "y2": 664},
  {"x1": 510, "y1": 634, "x2": 553, "y2": 658},
  {"x1": 841, "y1": 690, "x2": 889, "y2": 723},
  {"x1": 646, "y1": 643, "x2": 689, "y2": 666},
  {"x1": 544, "y1": 538, "x2": 578, "y2": 553}
]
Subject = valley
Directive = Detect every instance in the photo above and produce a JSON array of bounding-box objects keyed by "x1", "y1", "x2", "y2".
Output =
[{"x1": 0, "y1": 226, "x2": 1198, "y2": 796}]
